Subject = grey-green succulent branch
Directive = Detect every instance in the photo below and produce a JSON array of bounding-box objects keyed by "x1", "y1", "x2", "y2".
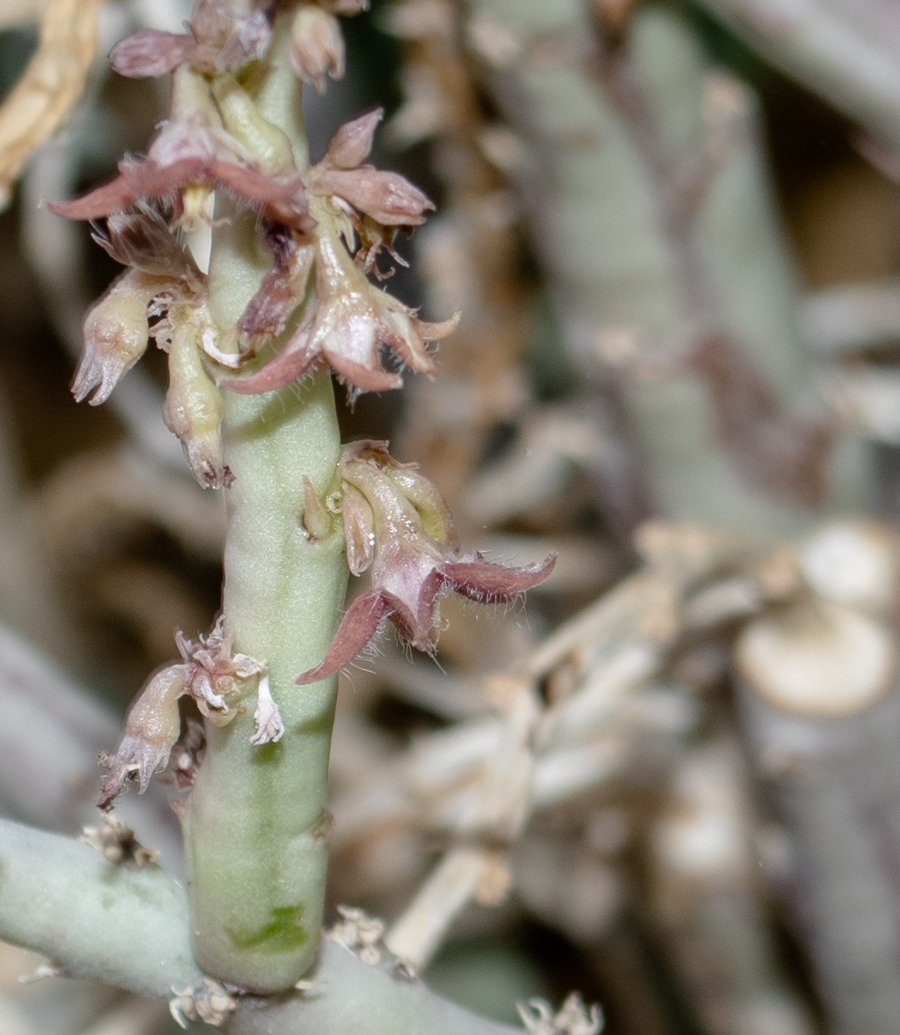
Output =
[{"x1": 42, "y1": 0, "x2": 554, "y2": 1012}]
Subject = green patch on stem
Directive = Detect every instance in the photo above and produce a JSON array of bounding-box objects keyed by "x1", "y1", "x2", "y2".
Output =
[{"x1": 226, "y1": 904, "x2": 308, "y2": 953}]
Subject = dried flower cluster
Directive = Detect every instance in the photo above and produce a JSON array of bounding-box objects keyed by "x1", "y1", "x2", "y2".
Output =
[
  {"x1": 55, "y1": 0, "x2": 553, "y2": 827},
  {"x1": 49, "y1": 0, "x2": 458, "y2": 485}
]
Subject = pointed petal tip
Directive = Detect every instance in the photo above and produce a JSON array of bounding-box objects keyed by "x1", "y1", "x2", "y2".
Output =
[{"x1": 296, "y1": 593, "x2": 388, "y2": 685}]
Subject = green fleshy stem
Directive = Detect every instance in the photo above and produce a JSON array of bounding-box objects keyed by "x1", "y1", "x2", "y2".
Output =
[
  {"x1": 184, "y1": 18, "x2": 348, "y2": 990},
  {"x1": 184, "y1": 375, "x2": 347, "y2": 993}
]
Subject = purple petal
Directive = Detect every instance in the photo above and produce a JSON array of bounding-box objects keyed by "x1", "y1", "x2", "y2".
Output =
[
  {"x1": 296, "y1": 592, "x2": 389, "y2": 684},
  {"x1": 222, "y1": 318, "x2": 318, "y2": 395},
  {"x1": 439, "y1": 553, "x2": 557, "y2": 603},
  {"x1": 49, "y1": 157, "x2": 310, "y2": 230}
]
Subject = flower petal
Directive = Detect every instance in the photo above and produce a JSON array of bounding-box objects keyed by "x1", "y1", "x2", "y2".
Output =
[
  {"x1": 48, "y1": 156, "x2": 310, "y2": 230},
  {"x1": 312, "y1": 166, "x2": 434, "y2": 225},
  {"x1": 295, "y1": 592, "x2": 390, "y2": 684},
  {"x1": 439, "y1": 552, "x2": 557, "y2": 603},
  {"x1": 110, "y1": 30, "x2": 195, "y2": 79}
]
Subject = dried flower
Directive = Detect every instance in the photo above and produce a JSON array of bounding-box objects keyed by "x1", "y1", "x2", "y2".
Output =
[
  {"x1": 74, "y1": 269, "x2": 168, "y2": 404},
  {"x1": 225, "y1": 197, "x2": 458, "y2": 395},
  {"x1": 308, "y1": 108, "x2": 435, "y2": 226},
  {"x1": 296, "y1": 442, "x2": 555, "y2": 683},
  {"x1": 48, "y1": 66, "x2": 309, "y2": 231},
  {"x1": 98, "y1": 618, "x2": 272, "y2": 809}
]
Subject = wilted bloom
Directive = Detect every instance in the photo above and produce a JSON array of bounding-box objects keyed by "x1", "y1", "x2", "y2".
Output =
[
  {"x1": 290, "y1": 3, "x2": 345, "y2": 92},
  {"x1": 74, "y1": 270, "x2": 169, "y2": 405},
  {"x1": 238, "y1": 226, "x2": 315, "y2": 344},
  {"x1": 73, "y1": 207, "x2": 204, "y2": 405},
  {"x1": 48, "y1": 66, "x2": 309, "y2": 231},
  {"x1": 225, "y1": 196, "x2": 459, "y2": 394},
  {"x1": 296, "y1": 442, "x2": 556, "y2": 684},
  {"x1": 109, "y1": 0, "x2": 270, "y2": 79},
  {"x1": 307, "y1": 108, "x2": 435, "y2": 226},
  {"x1": 99, "y1": 617, "x2": 275, "y2": 810}
]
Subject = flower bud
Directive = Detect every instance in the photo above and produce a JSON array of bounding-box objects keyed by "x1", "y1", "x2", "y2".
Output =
[
  {"x1": 74, "y1": 270, "x2": 166, "y2": 404},
  {"x1": 290, "y1": 4, "x2": 345, "y2": 92},
  {"x1": 326, "y1": 108, "x2": 382, "y2": 170},
  {"x1": 98, "y1": 663, "x2": 189, "y2": 810},
  {"x1": 163, "y1": 316, "x2": 228, "y2": 488}
]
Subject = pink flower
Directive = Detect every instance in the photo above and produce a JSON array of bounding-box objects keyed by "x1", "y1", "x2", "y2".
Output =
[
  {"x1": 222, "y1": 111, "x2": 452, "y2": 395},
  {"x1": 307, "y1": 108, "x2": 435, "y2": 226},
  {"x1": 224, "y1": 199, "x2": 458, "y2": 395},
  {"x1": 109, "y1": 0, "x2": 270, "y2": 79},
  {"x1": 48, "y1": 65, "x2": 309, "y2": 231},
  {"x1": 296, "y1": 442, "x2": 556, "y2": 684}
]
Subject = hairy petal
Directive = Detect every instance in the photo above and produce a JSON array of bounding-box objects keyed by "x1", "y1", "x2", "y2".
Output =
[
  {"x1": 93, "y1": 206, "x2": 201, "y2": 281},
  {"x1": 48, "y1": 157, "x2": 309, "y2": 230},
  {"x1": 295, "y1": 592, "x2": 389, "y2": 684},
  {"x1": 222, "y1": 309, "x2": 320, "y2": 395},
  {"x1": 439, "y1": 553, "x2": 558, "y2": 602}
]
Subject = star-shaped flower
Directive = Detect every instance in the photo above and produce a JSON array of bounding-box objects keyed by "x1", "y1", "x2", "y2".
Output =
[
  {"x1": 223, "y1": 110, "x2": 458, "y2": 396},
  {"x1": 296, "y1": 442, "x2": 556, "y2": 684}
]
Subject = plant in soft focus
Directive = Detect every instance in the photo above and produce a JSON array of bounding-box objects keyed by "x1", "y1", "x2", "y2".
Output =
[{"x1": 39, "y1": 0, "x2": 553, "y2": 1017}]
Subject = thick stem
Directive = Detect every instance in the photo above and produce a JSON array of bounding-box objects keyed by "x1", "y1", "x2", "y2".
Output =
[
  {"x1": 185, "y1": 375, "x2": 347, "y2": 992},
  {"x1": 0, "y1": 819, "x2": 520, "y2": 1035},
  {"x1": 184, "y1": 20, "x2": 348, "y2": 992}
]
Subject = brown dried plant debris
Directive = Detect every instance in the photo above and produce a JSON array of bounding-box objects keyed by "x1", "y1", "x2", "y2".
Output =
[
  {"x1": 80, "y1": 813, "x2": 159, "y2": 867},
  {"x1": 0, "y1": 0, "x2": 106, "y2": 207}
]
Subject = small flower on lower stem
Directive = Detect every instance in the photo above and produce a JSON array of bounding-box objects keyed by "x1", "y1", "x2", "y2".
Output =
[
  {"x1": 99, "y1": 618, "x2": 273, "y2": 809},
  {"x1": 296, "y1": 442, "x2": 556, "y2": 684}
]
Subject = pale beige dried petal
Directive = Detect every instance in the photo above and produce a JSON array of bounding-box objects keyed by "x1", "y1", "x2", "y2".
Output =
[
  {"x1": 289, "y1": 4, "x2": 345, "y2": 93},
  {"x1": 0, "y1": 0, "x2": 105, "y2": 208},
  {"x1": 98, "y1": 662, "x2": 190, "y2": 810},
  {"x1": 75, "y1": 269, "x2": 172, "y2": 405}
]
